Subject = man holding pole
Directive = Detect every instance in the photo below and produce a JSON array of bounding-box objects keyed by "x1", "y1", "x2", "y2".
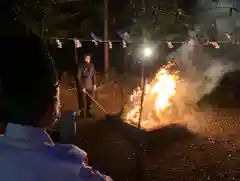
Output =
[{"x1": 78, "y1": 54, "x2": 97, "y2": 117}]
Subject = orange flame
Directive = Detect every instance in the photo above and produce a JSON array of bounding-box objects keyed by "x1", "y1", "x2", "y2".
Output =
[{"x1": 125, "y1": 62, "x2": 179, "y2": 126}]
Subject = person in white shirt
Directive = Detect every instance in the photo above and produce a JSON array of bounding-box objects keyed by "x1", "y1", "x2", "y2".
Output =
[{"x1": 0, "y1": 3, "x2": 112, "y2": 180}]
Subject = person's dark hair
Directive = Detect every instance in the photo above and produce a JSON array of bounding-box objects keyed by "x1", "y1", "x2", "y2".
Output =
[
  {"x1": 84, "y1": 54, "x2": 91, "y2": 58},
  {"x1": 0, "y1": 1, "x2": 58, "y2": 126},
  {"x1": 0, "y1": 33, "x2": 58, "y2": 126}
]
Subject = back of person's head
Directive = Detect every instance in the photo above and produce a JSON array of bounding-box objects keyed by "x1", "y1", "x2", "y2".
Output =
[{"x1": 0, "y1": 1, "x2": 60, "y2": 127}]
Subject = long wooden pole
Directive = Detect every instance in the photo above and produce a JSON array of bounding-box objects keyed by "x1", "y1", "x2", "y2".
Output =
[
  {"x1": 73, "y1": 46, "x2": 82, "y2": 114},
  {"x1": 138, "y1": 64, "x2": 145, "y2": 129},
  {"x1": 104, "y1": 0, "x2": 109, "y2": 79},
  {"x1": 136, "y1": 61, "x2": 145, "y2": 181}
]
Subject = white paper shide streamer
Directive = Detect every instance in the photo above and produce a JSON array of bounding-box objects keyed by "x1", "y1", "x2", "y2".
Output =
[
  {"x1": 122, "y1": 40, "x2": 126, "y2": 48},
  {"x1": 167, "y1": 41, "x2": 174, "y2": 48},
  {"x1": 56, "y1": 39, "x2": 62, "y2": 48},
  {"x1": 74, "y1": 39, "x2": 82, "y2": 48},
  {"x1": 54, "y1": 32, "x2": 240, "y2": 49},
  {"x1": 225, "y1": 33, "x2": 231, "y2": 40},
  {"x1": 92, "y1": 40, "x2": 98, "y2": 46},
  {"x1": 109, "y1": 41, "x2": 112, "y2": 49}
]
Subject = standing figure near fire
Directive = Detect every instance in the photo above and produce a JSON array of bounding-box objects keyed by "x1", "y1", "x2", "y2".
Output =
[{"x1": 78, "y1": 54, "x2": 97, "y2": 117}]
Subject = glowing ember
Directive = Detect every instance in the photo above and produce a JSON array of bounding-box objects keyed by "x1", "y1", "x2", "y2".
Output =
[{"x1": 124, "y1": 61, "x2": 180, "y2": 128}]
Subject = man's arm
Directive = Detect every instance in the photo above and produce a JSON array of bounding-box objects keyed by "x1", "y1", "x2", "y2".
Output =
[
  {"x1": 54, "y1": 144, "x2": 113, "y2": 181},
  {"x1": 79, "y1": 164, "x2": 113, "y2": 181}
]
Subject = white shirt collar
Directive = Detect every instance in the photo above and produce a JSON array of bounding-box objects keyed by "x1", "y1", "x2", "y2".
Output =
[{"x1": 2, "y1": 123, "x2": 54, "y2": 149}]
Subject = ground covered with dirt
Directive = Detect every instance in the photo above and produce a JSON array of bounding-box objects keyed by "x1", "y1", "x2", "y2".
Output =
[{"x1": 59, "y1": 78, "x2": 240, "y2": 181}]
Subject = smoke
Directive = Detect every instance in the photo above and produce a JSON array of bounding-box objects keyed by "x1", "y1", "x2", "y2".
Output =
[
  {"x1": 123, "y1": 36, "x2": 240, "y2": 134},
  {"x1": 169, "y1": 39, "x2": 237, "y2": 104},
  {"x1": 201, "y1": 60, "x2": 234, "y2": 95},
  {"x1": 162, "y1": 38, "x2": 240, "y2": 134}
]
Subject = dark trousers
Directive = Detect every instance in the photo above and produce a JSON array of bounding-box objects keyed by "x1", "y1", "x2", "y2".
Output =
[{"x1": 82, "y1": 89, "x2": 93, "y2": 117}]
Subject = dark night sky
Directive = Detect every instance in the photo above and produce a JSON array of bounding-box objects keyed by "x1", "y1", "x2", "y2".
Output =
[{"x1": 108, "y1": 0, "x2": 198, "y2": 29}]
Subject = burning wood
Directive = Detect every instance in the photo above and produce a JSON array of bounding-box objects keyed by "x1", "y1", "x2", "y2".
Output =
[{"x1": 123, "y1": 61, "x2": 180, "y2": 129}]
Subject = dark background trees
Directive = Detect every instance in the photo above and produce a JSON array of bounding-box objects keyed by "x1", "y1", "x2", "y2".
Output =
[
  {"x1": 16, "y1": 0, "x2": 198, "y2": 76},
  {"x1": 16, "y1": 0, "x2": 104, "y2": 38},
  {"x1": 16, "y1": 0, "x2": 198, "y2": 40}
]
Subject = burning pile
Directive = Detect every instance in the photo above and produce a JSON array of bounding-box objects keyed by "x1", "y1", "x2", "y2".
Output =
[{"x1": 123, "y1": 62, "x2": 181, "y2": 129}]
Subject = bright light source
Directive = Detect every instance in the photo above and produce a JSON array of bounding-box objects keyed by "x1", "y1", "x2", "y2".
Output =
[
  {"x1": 136, "y1": 43, "x2": 155, "y2": 61},
  {"x1": 143, "y1": 46, "x2": 153, "y2": 58}
]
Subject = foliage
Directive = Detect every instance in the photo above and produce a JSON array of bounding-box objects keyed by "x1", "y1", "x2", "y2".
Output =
[
  {"x1": 126, "y1": 0, "x2": 196, "y2": 41},
  {"x1": 15, "y1": 0, "x2": 51, "y2": 37},
  {"x1": 16, "y1": 0, "x2": 104, "y2": 38},
  {"x1": 15, "y1": 0, "x2": 196, "y2": 40}
]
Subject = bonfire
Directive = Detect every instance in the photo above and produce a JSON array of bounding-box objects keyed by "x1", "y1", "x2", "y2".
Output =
[{"x1": 123, "y1": 61, "x2": 181, "y2": 130}]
